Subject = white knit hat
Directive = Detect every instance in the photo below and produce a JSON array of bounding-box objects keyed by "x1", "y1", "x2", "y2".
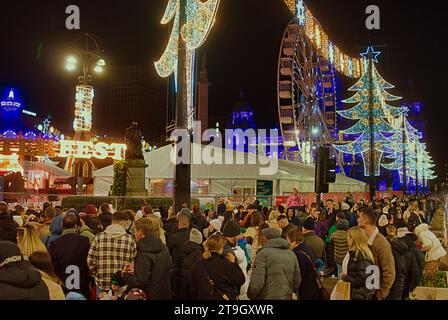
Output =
[
  {"x1": 397, "y1": 227, "x2": 410, "y2": 238},
  {"x1": 190, "y1": 228, "x2": 203, "y2": 245},
  {"x1": 378, "y1": 214, "x2": 389, "y2": 227},
  {"x1": 210, "y1": 219, "x2": 222, "y2": 232}
]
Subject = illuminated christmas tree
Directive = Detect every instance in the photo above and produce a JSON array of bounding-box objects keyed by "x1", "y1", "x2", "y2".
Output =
[
  {"x1": 334, "y1": 47, "x2": 405, "y2": 176},
  {"x1": 382, "y1": 111, "x2": 437, "y2": 189}
]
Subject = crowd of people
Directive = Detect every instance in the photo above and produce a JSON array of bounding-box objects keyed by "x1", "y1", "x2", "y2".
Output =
[{"x1": 0, "y1": 192, "x2": 446, "y2": 300}]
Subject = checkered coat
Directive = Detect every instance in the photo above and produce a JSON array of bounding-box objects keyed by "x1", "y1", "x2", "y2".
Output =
[{"x1": 87, "y1": 224, "x2": 137, "y2": 292}]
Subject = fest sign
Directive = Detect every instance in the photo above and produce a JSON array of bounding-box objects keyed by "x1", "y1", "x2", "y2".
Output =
[{"x1": 58, "y1": 140, "x2": 127, "y2": 160}]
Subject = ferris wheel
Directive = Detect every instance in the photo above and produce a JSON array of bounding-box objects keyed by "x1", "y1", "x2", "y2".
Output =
[
  {"x1": 277, "y1": 19, "x2": 337, "y2": 165},
  {"x1": 278, "y1": 0, "x2": 364, "y2": 166}
]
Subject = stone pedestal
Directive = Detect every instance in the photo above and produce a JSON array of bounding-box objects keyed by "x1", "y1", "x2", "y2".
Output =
[{"x1": 126, "y1": 159, "x2": 148, "y2": 197}]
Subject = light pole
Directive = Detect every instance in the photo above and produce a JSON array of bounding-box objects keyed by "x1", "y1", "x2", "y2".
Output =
[
  {"x1": 65, "y1": 33, "x2": 106, "y2": 140},
  {"x1": 64, "y1": 33, "x2": 106, "y2": 194}
]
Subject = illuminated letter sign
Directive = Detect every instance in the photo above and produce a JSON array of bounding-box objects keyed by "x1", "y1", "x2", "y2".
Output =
[{"x1": 59, "y1": 141, "x2": 127, "y2": 160}]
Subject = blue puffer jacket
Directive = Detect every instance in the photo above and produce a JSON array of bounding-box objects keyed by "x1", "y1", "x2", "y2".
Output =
[{"x1": 43, "y1": 215, "x2": 64, "y2": 249}]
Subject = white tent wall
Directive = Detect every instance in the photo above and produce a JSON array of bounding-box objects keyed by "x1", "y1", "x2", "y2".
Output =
[{"x1": 93, "y1": 144, "x2": 366, "y2": 197}]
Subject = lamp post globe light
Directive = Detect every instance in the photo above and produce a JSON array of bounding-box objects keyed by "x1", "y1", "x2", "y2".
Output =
[{"x1": 64, "y1": 33, "x2": 106, "y2": 138}]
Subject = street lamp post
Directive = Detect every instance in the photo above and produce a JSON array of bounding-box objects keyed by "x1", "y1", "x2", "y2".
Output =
[
  {"x1": 65, "y1": 33, "x2": 106, "y2": 140},
  {"x1": 64, "y1": 33, "x2": 106, "y2": 194}
]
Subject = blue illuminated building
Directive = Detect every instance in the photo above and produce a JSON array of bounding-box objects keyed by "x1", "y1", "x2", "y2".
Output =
[
  {"x1": 231, "y1": 91, "x2": 256, "y2": 130},
  {"x1": 0, "y1": 87, "x2": 44, "y2": 138}
]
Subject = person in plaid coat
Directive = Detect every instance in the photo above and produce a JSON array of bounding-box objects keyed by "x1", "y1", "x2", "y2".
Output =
[{"x1": 88, "y1": 211, "x2": 137, "y2": 295}]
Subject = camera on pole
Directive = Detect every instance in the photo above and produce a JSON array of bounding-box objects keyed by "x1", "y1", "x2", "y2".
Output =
[{"x1": 315, "y1": 146, "x2": 337, "y2": 194}]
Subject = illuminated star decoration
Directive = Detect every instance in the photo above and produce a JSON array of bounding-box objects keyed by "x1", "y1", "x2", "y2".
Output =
[
  {"x1": 361, "y1": 46, "x2": 381, "y2": 64},
  {"x1": 155, "y1": 0, "x2": 220, "y2": 130},
  {"x1": 42, "y1": 118, "x2": 51, "y2": 134}
]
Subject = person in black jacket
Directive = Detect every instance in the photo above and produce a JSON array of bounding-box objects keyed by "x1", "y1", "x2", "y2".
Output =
[
  {"x1": 190, "y1": 233, "x2": 245, "y2": 300},
  {"x1": 175, "y1": 229, "x2": 204, "y2": 299},
  {"x1": 286, "y1": 208, "x2": 301, "y2": 227},
  {"x1": 191, "y1": 205, "x2": 208, "y2": 233},
  {"x1": 0, "y1": 241, "x2": 49, "y2": 300},
  {"x1": 340, "y1": 227, "x2": 375, "y2": 300},
  {"x1": 385, "y1": 226, "x2": 406, "y2": 300},
  {"x1": 98, "y1": 203, "x2": 113, "y2": 231},
  {"x1": 287, "y1": 228, "x2": 321, "y2": 300},
  {"x1": 48, "y1": 213, "x2": 91, "y2": 298},
  {"x1": 167, "y1": 213, "x2": 192, "y2": 299},
  {"x1": 401, "y1": 233, "x2": 425, "y2": 298},
  {"x1": 122, "y1": 218, "x2": 172, "y2": 299},
  {"x1": 0, "y1": 202, "x2": 18, "y2": 243}
]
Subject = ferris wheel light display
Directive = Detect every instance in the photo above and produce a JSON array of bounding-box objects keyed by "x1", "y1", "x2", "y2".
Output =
[{"x1": 283, "y1": 0, "x2": 364, "y2": 78}]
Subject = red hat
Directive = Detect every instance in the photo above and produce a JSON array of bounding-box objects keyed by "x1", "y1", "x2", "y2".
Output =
[{"x1": 85, "y1": 205, "x2": 98, "y2": 216}]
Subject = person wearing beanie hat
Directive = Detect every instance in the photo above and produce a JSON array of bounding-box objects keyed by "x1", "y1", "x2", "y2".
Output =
[
  {"x1": 175, "y1": 228, "x2": 205, "y2": 299},
  {"x1": 189, "y1": 228, "x2": 203, "y2": 245},
  {"x1": 203, "y1": 219, "x2": 222, "y2": 239},
  {"x1": 0, "y1": 241, "x2": 49, "y2": 300},
  {"x1": 247, "y1": 227, "x2": 301, "y2": 300},
  {"x1": 221, "y1": 221, "x2": 250, "y2": 300},
  {"x1": 330, "y1": 219, "x2": 350, "y2": 277},
  {"x1": 261, "y1": 228, "x2": 281, "y2": 240},
  {"x1": 179, "y1": 207, "x2": 192, "y2": 220},
  {"x1": 377, "y1": 214, "x2": 390, "y2": 238},
  {"x1": 302, "y1": 217, "x2": 326, "y2": 263}
]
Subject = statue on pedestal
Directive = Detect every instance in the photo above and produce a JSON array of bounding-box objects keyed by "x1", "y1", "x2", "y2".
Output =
[
  {"x1": 124, "y1": 122, "x2": 148, "y2": 197},
  {"x1": 125, "y1": 122, "x2": 144, "y2": 161}
]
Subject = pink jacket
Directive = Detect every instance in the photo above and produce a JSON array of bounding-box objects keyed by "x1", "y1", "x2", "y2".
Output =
[{"x1": 286, "y1": 194, "x2": 302, "y2": 207}]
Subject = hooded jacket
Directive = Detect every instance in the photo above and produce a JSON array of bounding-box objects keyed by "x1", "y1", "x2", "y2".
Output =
[
  {"x1": 0, "y1": 241, "x2": 49, "y2": 300},
  {"x1": 49, "y1": 229, "x2": 91, "y2": 298},
  {"x1": 87, "y1": 224, "x2": 137, "y2": 292},
  {"x1": 330, "y1": 219, "x2": 349, "y2": 264},
  {"x1": 78, "y1": 224, "x2": 95, "y2": 244},
  {"x1": 398, "y1": 237, "x2": 420, "y2": 299},
  {"x1": 174, "y1": 241, "x2": 203, "y2": 299},
  {"x1": 43, "y1": 215, "x2": 64, "y2": 249},
  {"x1": 414, "y1": 223, "x2": 446, "y2": 262},
  {"x1": 248, "y1": 238, "x2": 301, "y2": 300},
  {"x1": 123, "y1": 234, "x2": 172, "y2": 299},
  {"x1": 387, "y1": 240, "x2": 407, "y2": 300}
]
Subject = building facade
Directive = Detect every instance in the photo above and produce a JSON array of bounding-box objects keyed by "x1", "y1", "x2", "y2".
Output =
[{"x1": 108, "y1": 65, "x2": 166, "y2": 145}]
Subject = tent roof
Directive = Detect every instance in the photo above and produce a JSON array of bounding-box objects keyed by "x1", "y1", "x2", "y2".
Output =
[{"x1": 94, "y1": 144, "x2": 365, "y2": 187}]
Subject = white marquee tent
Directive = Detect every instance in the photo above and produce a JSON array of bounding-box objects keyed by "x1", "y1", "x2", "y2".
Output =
[{"x1": 93, "y1": 144, "x2": 366, "y2": 196}]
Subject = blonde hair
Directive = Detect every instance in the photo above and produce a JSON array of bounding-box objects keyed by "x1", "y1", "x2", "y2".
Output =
[
  {"x1": 147, "y1": 214, "x2": 166, "y2": 244},
  {"x1": 203, "y1": 233, "x2": 226, "y2": 260},
  {"x1": 386, "y1": 225, "x2": 397, "y2": 240},
  {"x1": 268, "y1": 210, "x2": 279, "y2": 222},
  {"x1": 17, "y1": 224, "x2": 47, "y2": 257},
  {"x1": 347, "y1": 227, "x2": 374, "y2": 264}
]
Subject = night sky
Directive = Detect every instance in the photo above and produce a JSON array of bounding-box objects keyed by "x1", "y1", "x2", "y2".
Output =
[{"x1": 1, "y1": 0, "x2": 447, "y2": 178}]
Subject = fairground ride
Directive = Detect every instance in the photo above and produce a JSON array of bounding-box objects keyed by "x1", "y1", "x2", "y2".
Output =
[{"x1": 278, "y1": 0, "x2": 364, "y2": 167}]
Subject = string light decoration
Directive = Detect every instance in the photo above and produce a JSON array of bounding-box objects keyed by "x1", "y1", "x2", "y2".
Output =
[
  {"x1": 73, "y1": 85, "x2": 94, "y2": 132},
  {"x1": 155, "y1": 0, "x2": 220, "y2": 129},
  {"x1": 333, "y1": 48, "x2": 405, "y2": 176},
  {"x1": 382, "y1": 112, "x2": 437, "y2": 187},
  {"x1": 283, "y1": 0, "x2": 364, "y2": 78}
]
